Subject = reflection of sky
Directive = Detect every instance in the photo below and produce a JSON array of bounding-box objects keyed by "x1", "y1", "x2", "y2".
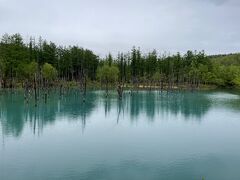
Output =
[{"x1": 208, "y1": 93, "x2": 239, "y2": 100}]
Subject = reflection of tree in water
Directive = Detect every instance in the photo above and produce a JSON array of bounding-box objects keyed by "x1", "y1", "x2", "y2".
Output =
[
  {"x1": 58, "y1": 90, "x2": 97, "y2": 118},
  {"x1": 0, "y1": 91, "x2": 25, "y2": 137},
  {"x1": 103, "y1": 97, "x2": 112, "y2": 117},
  {"x1": 25, "y1": 92, "x2": 59, "y2": 135},
  {"x1": 116, "y1": 91, "x2": 212, "y2": 121},
  {"x1": 224, "y1": 99, "x2": 240, "y2": 111},
  {"x1": 1, "y1": 90, "x2": 239, "y2": 137},
  {"x1": 160, "y1": 91, "x2": 212, "y2": 120},
  {"x1": 145, "y1": 92, "x2": 156, "y2": 120},
  {"x1": 0, "y1": 90, "x2": 98, "y2": 137},
  {"x1": 213, "y1": 90, "x2": 240, "y2": 111},
  {"x1": 117, "y1": 100, "x2": 123, "y2": 124},
  {"x1": 128, "y1": 92, "x2": 144, "y2": 121}
]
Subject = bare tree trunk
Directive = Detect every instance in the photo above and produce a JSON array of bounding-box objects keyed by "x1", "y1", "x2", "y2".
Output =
[
  {"x1": 34, "y1": 74, "x2": 37, "y2": 106},
  {"x1": 59, "y1": 84, "x2": 63, "y2": 98},
  {"x1": 0, "y1": 76, "x2": 2, "y2": 89},
  {"x1": 117, "y1": 83, "x2": 123, "y2": 100},
  {"x1": 105, "y1": 80, "x2": 109, "y2": 97}
]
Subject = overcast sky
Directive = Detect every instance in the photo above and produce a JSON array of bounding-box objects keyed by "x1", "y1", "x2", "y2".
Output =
[{"x1": 0, "y1": 0, "x2": 239, "y2": 56}]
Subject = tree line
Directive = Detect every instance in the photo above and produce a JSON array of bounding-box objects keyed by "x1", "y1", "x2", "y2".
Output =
[{"x1": 0, "y1": 33, "x2": 240, "y2": 93}]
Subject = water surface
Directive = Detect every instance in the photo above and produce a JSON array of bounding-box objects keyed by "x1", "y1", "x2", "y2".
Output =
[{"x1": 1, "y1": 90, "x2": 240, "y2": 180}]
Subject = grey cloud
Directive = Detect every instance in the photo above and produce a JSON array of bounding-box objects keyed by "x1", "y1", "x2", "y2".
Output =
[
  {"x1": 0, "y1": 0, "x2": 239, "y2": 56},
  {"x1": 200, "y1": 0, "x2": 240, "y2": 6},
  {"x1": 203, "y1": 0, "x2": 227, "y2": 5}
]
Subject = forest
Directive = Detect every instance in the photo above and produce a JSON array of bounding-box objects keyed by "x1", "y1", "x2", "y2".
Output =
[{"x1": 0, "y1": 33, "x2": 240, "y2": 94}]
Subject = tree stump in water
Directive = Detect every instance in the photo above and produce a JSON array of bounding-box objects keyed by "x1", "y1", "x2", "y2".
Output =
[
  {"x1": 117, "y1": 84, "x2": 123, "y2": 100},
  {"x1": 45, "y1": 93, "x2": 47, "y2": 103}
]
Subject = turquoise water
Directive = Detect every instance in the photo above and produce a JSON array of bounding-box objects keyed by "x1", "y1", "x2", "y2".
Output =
[{"x1": 1, "y1": 90, "x2": 240, "y2": 180}]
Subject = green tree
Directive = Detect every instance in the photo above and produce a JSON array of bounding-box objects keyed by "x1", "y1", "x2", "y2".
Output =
[
  {"x1": 152, "y1": 71, "x2": 162, "y2": 90},
  {"x1": 0, "y1": 57, "x2": 6, "y2": 88},
  {"x1": 42, "y1": 63, "x2": 57, "y2": 83},
  {"x1": 97, "y1": 64, "x2": 119, "y2": 94}
]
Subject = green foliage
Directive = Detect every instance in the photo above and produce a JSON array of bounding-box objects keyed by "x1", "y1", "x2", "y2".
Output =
[
  {"x1": 152, "y1": 71, "x2": 161, "y2": 82},
  {"x1": 211, "y1": 53, "x2": 240, "y2": 66},
  {"x1": 42, "y1": 63, "x2": 57, "y2": 81},
  {"x1": 232, "y1": 77, "x2": 240, "y2": 87},
  {"x1": 97, "y1": 64, "x2": 119, "y2": 84},
  {"x1": 211, "y1": 63, "x2": 240, "y2": 87},
  {"x1": 0, "y1": 57, "x2": 6, "y2": 78},
  {"x1": 28, "y1": 62, "x2": 38, "y2": 77},
  {"x1": 0, "y1": 33, "x2": 240, "y2": 89},
  {"x1": 17, "y1": 61, "x2": 38, "y2": 80}
]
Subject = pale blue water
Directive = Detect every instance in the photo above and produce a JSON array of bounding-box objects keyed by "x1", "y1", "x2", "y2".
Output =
[{"x1": 0, "y1": 90, "x2": 240, "y2": 180}]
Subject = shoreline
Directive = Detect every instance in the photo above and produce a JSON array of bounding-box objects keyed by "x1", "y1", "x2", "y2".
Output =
[{"x1": 0, "y1": 83, "x2": 237, "y2": 92}]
